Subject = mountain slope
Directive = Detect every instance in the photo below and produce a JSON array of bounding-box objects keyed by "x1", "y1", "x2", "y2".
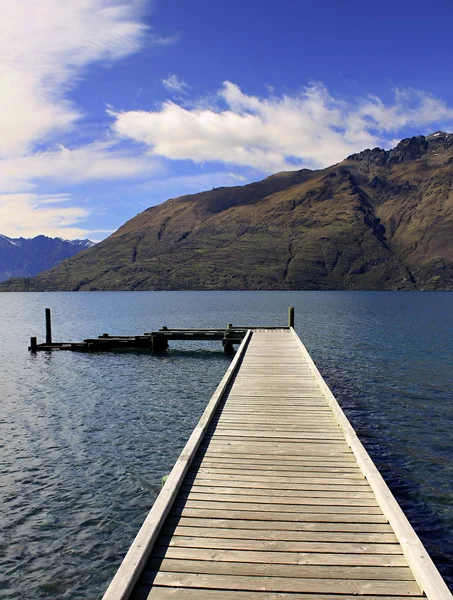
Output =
[
  {"x1": 2, "y1": 132, "x2": 453, "y2": 291},
  {"x1": 0, "y1": 235, "x2": 94, "y2": 282}
]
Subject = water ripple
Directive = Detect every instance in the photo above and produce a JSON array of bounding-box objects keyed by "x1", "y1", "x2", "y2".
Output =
[{"x1": 1, "y1": 291, "x2": 452, "y2": 597}]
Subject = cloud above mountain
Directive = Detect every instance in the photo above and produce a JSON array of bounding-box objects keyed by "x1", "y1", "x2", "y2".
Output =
[
  {"x1": 0, "y1": 0, "x2": 163, "y2": 237},
  {"x1": 112, "y1": 81, "x2": 453, "y2": 171},
  {"x1": 0, "y1": 0, "x2": 152, "y2": 158}
]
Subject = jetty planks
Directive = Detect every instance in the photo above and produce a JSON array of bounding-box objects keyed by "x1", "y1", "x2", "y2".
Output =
[{"x1": 103, "y1": 329, "x2": 452, "y2": 600}]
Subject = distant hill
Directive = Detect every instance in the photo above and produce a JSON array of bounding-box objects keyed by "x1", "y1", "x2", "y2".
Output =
[
  {"x1": 1, "y1": 132, "x2": 453, "y2": 291},
  {"x1": 0, "y1": 235, "x2": 94, "y2": 282}
]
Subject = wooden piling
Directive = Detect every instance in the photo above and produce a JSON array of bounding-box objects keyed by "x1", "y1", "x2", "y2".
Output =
[
  {"x1": 30, "y1": 337, "x2": 37, "y2": 352},
  {"x1": 45, "y1": 308, "x2": 52, "y2": 345},
  {"x1": 288, "y1": 306, "x2": 295, "y2": 328},
  {"x1": 151, "y1": 334, "x2": 167, "y2": 354},
  {"x1": 222, "y1": 339, "x2": 234, "y2": 354}
]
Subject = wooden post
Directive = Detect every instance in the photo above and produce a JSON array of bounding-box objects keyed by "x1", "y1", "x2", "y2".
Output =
[
  {"x1": 30, "y1": 337, "x2": 37, "y2": 352},
  {"x1": 223, "y1": 339, "x2": 234, "y2": 355},
  {"x1": 151, "y1": 334, "x2": 167, "y2": 354},
  {"x1": 227, "y1": 323, "x2": 232, "y2": 329},
  {"x1": 45, "y1": 308, "x2": 52, "y2": 345},
  {"x1": 288, "y1": 306, "x2": 295, "y2": 328}
]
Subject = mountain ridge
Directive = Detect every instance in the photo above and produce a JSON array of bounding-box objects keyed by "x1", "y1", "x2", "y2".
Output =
[
  {"x1": 1, "y1": 132, "x2": 452, "y2": 291},
  {"x1": 0, "y1": 235, "x2": 94, "y2": 282}
]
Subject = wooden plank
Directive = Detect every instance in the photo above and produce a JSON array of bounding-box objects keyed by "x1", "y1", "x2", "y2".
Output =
[
  {"x1": 165, "y1": 516, "x2": 394, "y2": 533},
  {"x1": 191, "y1": 467, "x2": 365, "y2": 479},
  {"x1": 207, "y1": 430, "x2": 345, "y2": 440},
  {"x1": 181, "y1": 485, "x2": 375, "y2": 498},
  {"x1": 198, "y1": 452, "x2": 356, "y2": 463},
  {"x1": 135, "y1": 587, "x2": 422, "y2": 600},
  {"x1": 160, "y1": 534, "x2": 401, "y2": 554},
  {"x1": 229, "y1": 384, "x2": 321, "y2": 388},
  {"x1": 205, "y1": 437, "x2": 345, "y2": 445},
  {"x1": 101, "y1": 332, "x2": 253, "y2": 600},
  {"x1": 147, "y1": 557, "x2": 412, "y2": 579},
  {"x1": 230, "y1": 383, "x2": 319, "y2": 387},
  {"x1": 211, "y1": 425, "x2": 342, "y2": 432},
  {"x1": 161, "y1": 525, "x2": 398, "y2": 543},
  {"x1": 212, "y1": 418, "x2": 340, "y2": 422},
  {"x1": 198, "y1": 450, "x2": 353, "y2": 459},
  {"x1": 193, "y1": 461, "x2": 361, "y2": 472},
  {"x1": 180, "y1": 492, "x2": 378, "y2": 507},
  {"x1": 194, "y1": 460, "x2": 358, "y2": 470},
  {"x1": 173, "y1": 500, "x2": 383, "y2": 515},
  {"x1": 192, "y1": 467, "x2": 365, "y2": 477},
  {"x1": 171, "y1": 507, "x2": 389, "y2": 523},
  {"x1": 185, "y1": 478, "x2": 371, "y2": 492},
  {"x1": 219, "y1": 407, "x2": 332, "y2": 412},
  {"x1": 220, "y1": 406, "x2": 331, "y2": 411},
  {"x1": 234, "y1": 377, "x2": 315, "y2": 381},
  {"x1": 189, "y1": 473, "x2": 366, "y2": 485},
  {"x1": 198, "y1": 449, "x2": 355, "y2": 460},
  {"x1": 153, "y1": 546, "x2": 406, "y2": 566},
  {"x1": 200, "y1": 443, "x2": 351, "y2": 454},
  {"x1": 213, "y1": 418, "x2": 338, "y2": 424},
  {"x1": 215, "y1": 409, "x2": 331, "y2": 413},
  {"x1": 227, "y1": 393, "x2": 325, "y2": 398},
  {"x1": 217, "y1": 413, "x2": 335, "y2": 419},
  {"x1": 222, "y1": 401, "x2": 329, "y2": 406},
  {"x1": 142, "y1": 572, "x2": 422, "y2": 595}
]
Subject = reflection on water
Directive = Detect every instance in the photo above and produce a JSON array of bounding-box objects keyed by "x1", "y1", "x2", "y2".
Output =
[{"x1": 1, "y1": 291, "x2": 452, "y2": 598}]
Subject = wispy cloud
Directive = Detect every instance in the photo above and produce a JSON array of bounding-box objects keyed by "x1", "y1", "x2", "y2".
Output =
[
  {"x1": 0, "y1": 0, "x2": 151, "y2": 158},
  {"x1": 112, "y1": 81, "x2": 453, "y2": 171},
  {"x1": 0, "y1": 142, "x2": 162, "y2": 193},
  {"x1": 0, "y1": 0, "x2": 168, "y2": 237},
  {"x1": 162, "y1": 74, "x2": 190, "y2": 95},
  {"x1": 0, "y1": 193, "x2": 91, "y2": 238}
]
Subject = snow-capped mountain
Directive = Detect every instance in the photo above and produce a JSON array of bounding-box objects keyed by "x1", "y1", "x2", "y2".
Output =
[{"x1": 0, "y1": 234, "x2": 94, "y2": 282}]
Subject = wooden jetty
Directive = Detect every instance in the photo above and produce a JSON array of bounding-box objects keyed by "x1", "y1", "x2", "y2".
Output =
[
  {"x1": 101, "y1": 323, "x2": 452, "y2": 600},
  {"x1": 28, "y1": 309, "x2": 250, "y2": 354}
]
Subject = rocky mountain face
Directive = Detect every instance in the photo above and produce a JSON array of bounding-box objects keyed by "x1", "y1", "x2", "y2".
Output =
[
  {"x1": 1, "y1": 132, "x2": 453, "y2": 291},
  {"x1": 0, "y1": 235, "x2": 94, "y2": 282}
]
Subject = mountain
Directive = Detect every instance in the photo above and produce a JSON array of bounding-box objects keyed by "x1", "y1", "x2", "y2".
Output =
[
  {"x1": 0, "y1": 235, "x2": 94, "y2": 282},
  {"x1": 1, "y1": 132, "x2": 453, "y2": 291}
]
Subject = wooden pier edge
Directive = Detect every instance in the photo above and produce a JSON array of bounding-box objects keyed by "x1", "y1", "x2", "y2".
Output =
[
  {"x1": 290, "y1": 327, "x2": 452, "y2": 600},
  {"x1": 101, "y1": 330, "x2": 252, "y2": 600}
]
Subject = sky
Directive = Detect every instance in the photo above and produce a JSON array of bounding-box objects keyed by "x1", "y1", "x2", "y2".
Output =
[{"x1": 1, "y1": 0, "x2": 453, "y2": 241}]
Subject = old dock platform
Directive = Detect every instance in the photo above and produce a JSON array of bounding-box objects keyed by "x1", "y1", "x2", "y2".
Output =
[
  {"x1": 100, "y1": 320, "x2": 451, "y2": 600},
  {"x1": 29, "y1": 308, "x2": 249, "y2": 354}
]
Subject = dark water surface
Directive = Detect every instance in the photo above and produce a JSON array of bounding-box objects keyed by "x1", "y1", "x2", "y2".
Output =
[{"x1": 1, "y1": 291, "x2": 452, "y2": 598}]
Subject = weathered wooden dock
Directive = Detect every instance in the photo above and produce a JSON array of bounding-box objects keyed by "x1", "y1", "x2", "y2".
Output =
[
  {"x1": 102, "y1": 326, "x2": 452, "y2": 600},
  {"x1": 28, "y1": 309, "x2": 249, "y2": 354}
]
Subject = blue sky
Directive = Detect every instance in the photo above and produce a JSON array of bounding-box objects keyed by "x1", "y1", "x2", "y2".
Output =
[{"x1": 1, "y1": 0, "x2": 453, "y2": 240}]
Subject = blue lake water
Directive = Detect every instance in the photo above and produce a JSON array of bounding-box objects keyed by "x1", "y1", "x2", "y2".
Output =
[{"x1": 1, "y1": 291, "x2": 452, "y2": 598}]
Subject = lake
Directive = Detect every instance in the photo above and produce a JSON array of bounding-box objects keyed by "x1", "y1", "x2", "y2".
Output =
[{"x1": 1, "y1": 291, "x2": 452, "y2": 598}]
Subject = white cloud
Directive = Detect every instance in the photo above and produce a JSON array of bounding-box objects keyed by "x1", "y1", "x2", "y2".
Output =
[
  {"x1": 0, "y1": 0, "x2": 152, "y2": 158},
  {"x1": 0, "y1": 0, "x2": 167, "y2": 238},
  {"x1": 0, "y1": 193, "x2": 91, "y2": 238},
  {"x1": 112, "y1": 81, "x2": 453, "y2": 171},
  {"x1": 162, "y1": 74, "x2": 190, "y2": 95},
  {"x1": 0, "y1": 142, "x2": 162, "y2": 193},
  {"x1": 0, "y1": 142, "x2": 163, "y2": 237}
]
